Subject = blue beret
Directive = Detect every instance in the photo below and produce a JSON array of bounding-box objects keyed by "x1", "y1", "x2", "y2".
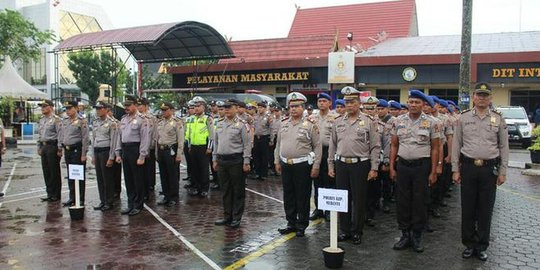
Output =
[
  {"x1": 335, "y1": 99, "x2": 345, "y2": 106},
  {"x1": 447, "y1": 100, "x2": 457, "y2": 107},
  {"x1": 409, "y1": 89, "x2": 434, "y2": 107},
  {"x1": 401, "y1": 103, "x2": 408, "y2": 109},
  {"x1": 448, "y1": 106, "x2": 454, "y2": 113},
  {"x1": 430, "y1": 95, "x2": 440, "y2": 104},
  {"x1": 430, "y1": 96, "x2": 448, "y2": 108},
  {"x1": 377, "y1": 98, "x2": 389, "y2": 108},
  {"x1": 317, "y1": 92, "x2": 332, "y2": 101},
  {"x1": 389, "y1": 101, "x2": 402, "y2": 109}
]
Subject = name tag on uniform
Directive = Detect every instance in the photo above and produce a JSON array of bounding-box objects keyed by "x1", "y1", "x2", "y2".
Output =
[
  {"x1": 132, "y1": 120, "x2": 137, "y2": 124},
  {"x1": 104, "y1": 123, "x2": 109, "y2": 128},
  {"x1": 358, "y1": 120, "x2": 365, "y2": 126}
]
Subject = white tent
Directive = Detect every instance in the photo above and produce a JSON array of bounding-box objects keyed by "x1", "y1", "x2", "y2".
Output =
[{"x1": 0, "y1": 55, "x2": 47, "y2": 99}]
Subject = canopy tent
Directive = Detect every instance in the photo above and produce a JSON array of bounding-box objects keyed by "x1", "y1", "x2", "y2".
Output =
[{"x1": 0, "y1": 56, "x2": 47, "y2": 99}]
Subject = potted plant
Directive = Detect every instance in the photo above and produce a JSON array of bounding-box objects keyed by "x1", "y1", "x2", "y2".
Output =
[{"x1": 527, "y1": 126, "x2": 540, "y2": 163}]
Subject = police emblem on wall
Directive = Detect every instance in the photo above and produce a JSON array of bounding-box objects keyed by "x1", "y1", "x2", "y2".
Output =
[
  {"x1": 402, "y1": 67, "x2": 417, "y2": 82},
  {"x1": 328, "y1": 52, "x2": 355, "y2": 83}
]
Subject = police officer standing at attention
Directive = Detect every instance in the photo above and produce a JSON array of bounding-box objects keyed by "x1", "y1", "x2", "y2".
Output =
[
  {"x1": 137, "y1": 97, "x2": 157, "y2": 198},
  {"x1": 156, "y1": 102, "x2": 184, "y2": 207},
  {"x1": 38, "y1": 99, "x2": 63, "y2": 203},
  {"x1": 309, "y1": 92, "x2": 337, "y2": 221},
  {"x1": 253, "y1": 102, "x2": 273, "y2": 180},
  {"x1": 213, "y1": 99, "x2": 252, "y2": 228},
  {"x1": 390, "y1": 90, "x2": 440, "y2": 252},
  {"x1": 275, "y1": 92, "x2": 321, "y2": 237},
  {"x1": 334, "y1": 99, "x2": 346, "y2": 115},
  {"x1": 185, "y1": 96, "x2": 213, "y2": 197},
  {"x1": 61, "y1": 100, "x2": 89, "y2": 207},
  {"x1": 183, "y1": 100, "x2": 195, "y2": 184},
  {"x1": 115, "y1": 95, "x2": 150, "y2": 216},
  {"x1": 92, "y1": 101, "x2": 118, "y2": 211},
  {"x1": 328, "y1": 88, "x2": 380, "y2": 245},
  {"x1": 107, "y1": 105, "x2": 122, "y2": 199},
  {"x1": 376, "y1": 99, "x2": 394, "y2": 213},
  {"x1": 452, "y1": 83, "x2": 509, "y2": 261}
]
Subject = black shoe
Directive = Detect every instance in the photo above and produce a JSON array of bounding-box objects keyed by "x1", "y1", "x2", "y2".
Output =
[
  {"x1": 0, "y1": 192, "x2": 4, "y2": 197},
  {"x1": 338, "y1": 233, "x2": 351, "y2": 242},
  {"x1": 62, "y1": 200, "x2": 74, "y2": 207},
  {"x1": 382, "y1": 204, "x2": 391, "y2": 213},
  {"x1": 187, "y1": 189, "x2": 199, "y2": 196},
  {"x1": 101, "y1": 204, "x2": 113, "y2": 211},
  {"x1": 462, "y1": 248, "x2": 475, "y2": 259},
  {"x1": 352, "y1": 234, "x2": 362, "y2": 245},
  {"x1": 296, "y1": 230, "x2": 305, "y2": 237},
  {"x1": 182, "y1": 177, "x2": 191, "y2": 181},
  {"x1": 430, "y1": 209, "x2": 442, "y2": 218},
  {"x1": 278, "y1": 227, "x2": 296, "y2": 235},
  {"x1": 128, "y1": 208, "x2": 141, "y2": 216},
  {"x1": 41, "y1": 197, "x2": 51, "y2": 202},
  {"x1": 365, "y1": 219, "x2": 375, "y2": 227},
  {"x1": 157, "y1": 200, "x2": 169, "y2": 205},
  {"x1": 477, "y1": 250, "x2": 488, "y2": 261},
  {"x1": 411, "y1": 232, "x2": 424, "y2": 253},
  {"x1": 393, "y1": 230, "x2": 411, "y2": 250},
  {"x1": 121, "y1": 208, "x2": 132, "y2": 215},
  {"x1": 199, "y1": 191, "x2": 208, "y2": 198},
  {"x1": 215, "y1": 219, "x2": 232, "y2": 226},
  {"x1": 93, "y1": 203, "x2": 104, "y2": 210},
  {"x1": 324, "y1": 211, "x2": 330, "y2": 222},
  {"x1": 48, "y1": 197, "x2": 60, "y2": 202},
  {"x1": 309, "y1": 210, "x2": 323, "y2": 220},
  {"x1": 165, "y1": 201, "x2": 177, "y2": 207},
  {"x1": 229, "y1": 220, "x2": 241, "y2": 228}
]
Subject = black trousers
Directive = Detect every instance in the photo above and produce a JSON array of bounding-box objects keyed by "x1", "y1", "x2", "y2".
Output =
[
  {"x1": 64, "y1": 148, "x2": 86, "y2": 204},
  {"x1": 40, "y1": 144, "x2": 62, "y2": 200},
  {"x1": 144, "y1": 149, "x2": 156, "y2": 195},
  {"x1": 94, "y1": 148, "x2": 115, "y2": 205},
  {"x1": 313, "y1": 146, "x2": 332, "y2": 209},
  {"x1": 268, "y1": 138, "x2": 276, "y2": 171},
  {"x1": 336, "y1": 160, "x2": 370, "y2": 235},
  {"x1": 460, "y1": 162, "x2": 497, "y2": 251},
  {"x1": 281, "y1": 161, "x2": 312, "y2": 230},
  {"x1": 113, "y1": 161, "x2": 122, "y2": 197},
  {"x1": 367, "y1": 170, "x2": 382, "y2": 219},
  {"x1": 209, "y1": 153, "x2": 218, "y2": 183},
  {"x1": 183, "y1": 141, "x2": 192, "y2": 178},
  {"x1": 396, "y1": 158, "x2": 430, "y2": 232},
  {"x1": 157, "y1": 146, "x2": 180, "y2": 202},
  {"x1": 190, "y1": 145, "x2": 209, "y2": 192},
  {"x1": 218, "y1": 158, "x2": 245, "y2": 221},
  {"x1": 122, "y1": 143, "x2": 145, "y2": 210},
  {"x1": 380, "y1": 166, "x2": 392, "y2": 204},
  {"x1": 254, "y1": 135, "x2": 269, "y2": 177}
]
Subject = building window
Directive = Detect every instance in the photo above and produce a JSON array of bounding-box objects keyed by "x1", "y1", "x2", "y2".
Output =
[
  {"x1": 376, "y1": 89, "x2": 400, "y2": 102},
  {"x1": 429, "y1": 89, "x2": 458, "y2": 104},
  {"x1": 510, "y1": 90, "x2": 540, "y2": 115}
]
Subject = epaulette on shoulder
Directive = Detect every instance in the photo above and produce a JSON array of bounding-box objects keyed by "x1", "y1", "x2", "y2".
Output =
[
  {"x1": 334, "y1": 114, "x2": 343, "y2": 119},
  {"x1": 306, "y1": 117, "x2": 316, "y2": 124},
  {"x1": 121, "y1": 114, "x2": 129, "y2": 119},
  {"x1": 461, "y1": 109, "x2": 472, "y2": 114},
  {"x1": 491, "y1": 109, "x2": 502, "y2": 116},
  {"x1": 365, "y1": 113, "x2": 375, "y2": 121},
  {"x1": 281, "y1": 116, "x2": 289, "y2": 122}
]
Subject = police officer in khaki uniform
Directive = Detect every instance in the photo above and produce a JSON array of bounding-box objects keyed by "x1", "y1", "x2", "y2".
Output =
[
  {"x1": 328, "y1": 88, "x2": 380, "y2": 245},
  {"x1": 376, "y1": 99, "x2": 394, "y2": 213},
  {"x1": 213, "y1": 99, "x2": 252, "y2": 228},
  {"x1": 334, "y1": 99, "x2": 346, "y2": 115},
  {"x1": 137, "y1": 97, "x2": 157, "y2": 197},
  {"x1": 61, "y1": 100, "x2": 89, "y2": 207},
  {"x1": 253, "y1": 102, "x2": 273, "y2": 180},
  {"x1": 275, "y1": 92, "x2": 322, "y2": 237},
  {"x1": 38, "y1": 100, "x2": 63, "y2": 202},
  {"x1": 452, "y1": 83, "x2": 509, "y2": 261},
  {"x1": 390, "y1": 90, "x2": 440, "y2": 253},
  {"x1": 115, "y1": 96, "x2": 151, "y2": 216},
  {"x1": 156, "y1": 102, "x2": 184, "y2": 207},
  {"x1": 107, "y1": 106, "x2": 122, "y2": 199},
  {"x1": 92, "y1": 101, "x2": 118, "y2": 211},
  {"x1": 388, "y1": 101, "x2": 402, "y2": 117},
  {"x1": 309, "y1": 92, "x2": 338, "y2": 221}
]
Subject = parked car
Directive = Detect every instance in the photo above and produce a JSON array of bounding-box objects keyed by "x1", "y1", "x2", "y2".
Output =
[
  {"x1": 497, "y1": 106, "x2": 532, "y2": 148},
  {"x1": 193, "y1": 93, "x2": 279, "y2": 107}
]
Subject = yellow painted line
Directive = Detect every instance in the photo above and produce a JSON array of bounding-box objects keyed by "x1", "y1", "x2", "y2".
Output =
[
  {"x1": 224, "y1": 218, "x2": 324, "y2": 270},
  {"x1": 498, "y1": 186, "x2": 540, "y2": 202}
]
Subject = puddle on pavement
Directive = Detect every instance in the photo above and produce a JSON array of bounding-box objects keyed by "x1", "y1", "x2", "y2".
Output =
[
  {"x1": 157, "y1": 242, "x2": 184, "y2": 254},
  {"x1": 245, "y1": 211, "x2": 276, "y2": 218}
]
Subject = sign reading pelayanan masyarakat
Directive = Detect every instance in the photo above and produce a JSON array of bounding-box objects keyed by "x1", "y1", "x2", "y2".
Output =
[{"x1": 318, "y1": 188, "x2": 348, "y2": 212}]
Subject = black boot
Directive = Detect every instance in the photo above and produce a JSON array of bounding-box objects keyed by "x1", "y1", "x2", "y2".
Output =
[
  {"x1": 411, "y1": 231, "x2": 424, "y2": 253},
  {"x1": 393, "y1": 230, "x2": 411, "y2": 250}
]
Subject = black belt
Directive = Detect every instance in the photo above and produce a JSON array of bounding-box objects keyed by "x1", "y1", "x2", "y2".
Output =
[
  {"x1": 94, "y1": 147, "x2": 110, "y2": 153},
  {"x1": 158, "y1": 144, "x2": 177, "y2": 150},
  {"x1": 122, "y1": 142, "x2": 140, "y2": 147},
  {"x1": 40, "y1": 140, "x2": 57, "y2": 146},
  {"x1": 63, "y1": 143, "x2": 82, "y2": 151},
  {"x1": 217, "y1": 153, "x2": 243, "y2": 161},
  {"x1": 398, "y1": 157, "x2": 430, "y2": 167},
  {"x1": 460, "y1": 155, "x2": 499, "y2": 167}
]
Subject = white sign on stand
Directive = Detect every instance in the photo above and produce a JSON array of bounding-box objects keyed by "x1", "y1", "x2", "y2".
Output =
[
  {"x1": 68, "y1": 164, "x2": 85, "y2": 181},
  {"x1": 318, "y1": 188, "x2": 348, "y2": 212}
]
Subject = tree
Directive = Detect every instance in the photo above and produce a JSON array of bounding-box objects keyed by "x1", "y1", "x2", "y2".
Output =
[
  {"x1": 0, "y1": 9, "x2": 55, "y2": 62},
  {"x1": 67, "y1": 51, "x2": 128, "y2": 104}
]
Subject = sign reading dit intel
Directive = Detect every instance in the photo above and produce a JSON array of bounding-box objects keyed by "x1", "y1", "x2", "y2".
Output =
[{"x1": 478, "y1": 63, "x2": 540, "y2": 82}]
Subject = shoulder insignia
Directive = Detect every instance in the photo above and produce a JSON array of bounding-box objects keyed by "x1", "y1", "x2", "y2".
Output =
[
  {"x1": 217, "y1": 118, "x2": 225, "y2": 122},
  {"x1": 365, "y1": 114, "x2": 375, "y2": 121},
  {"x1": 281, "y1": 117, "x2": 290, "y2": 122},
  {"x1": 491, "y1": 109, "x2": 502, "y2": 116},
  {"x1": 461, "y1": 109, "x2": 472, "y2": 114}
]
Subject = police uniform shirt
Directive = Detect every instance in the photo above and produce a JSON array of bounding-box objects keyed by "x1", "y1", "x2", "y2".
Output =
[
  {"x1": 92, "y1": 116, "x2": 118, "y2": 160},
  {"x1": 435, "y1": 113, "x2": 454, "y2": 144},
  {"x1": 237, "y1": 112, "x2": 254, "y2": 127},
  {"x1": 212, "y1": 117, "x2": 252, "y2": 164},
  {"x1": 274, "y1": 117, "x2": 322, "y2": 169},
  {"x1": 116, "y1": 113, "x2": 151, "y2": 160},
  {"x1": 144, "y1": 112, "x2": 157, "y2": 149},
  {"x1": 61, "y1": 116, "x2": 89, "y2": 155},
  {"x1": 271, "y1": 114, "x2": 281, "y2": 140},
  {"x1": 156, "y1": 116, "x2": 185, "y2": 155},
  {"x1": 38, "y1": 114, "x2": 63, "y2": 148},
  {"x1": 391, "y1": 113, "x2": 441, "y2": 160},
  {"x1": 328, "y1": 113, "x2": 381, "y2": 172},
  {"x1": 379, "y1": 114, "x2": 394, "y2": 164},
  {"x1": 451, "y1": 109, "x2": 509, "y2": 175},
  {"x1": 310, "y1": 111, "x2": 339, "y2": 146},
  {"x1": 254, "y1": 113, "x2": 272, "y2": 136}
]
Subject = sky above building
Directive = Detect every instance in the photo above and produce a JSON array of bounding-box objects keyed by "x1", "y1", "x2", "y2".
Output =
[{"x1": 88, "y1": 0, "x2": 539, "y2": 41}]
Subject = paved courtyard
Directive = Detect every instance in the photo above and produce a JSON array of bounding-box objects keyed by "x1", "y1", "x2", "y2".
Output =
[{"x1": 0, "y1": 145, "x2": 539, "y2": 269}]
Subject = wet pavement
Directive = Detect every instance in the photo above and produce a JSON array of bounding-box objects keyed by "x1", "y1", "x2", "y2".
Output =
[{"x1": 0, "y1": 145, "x2": 539, "y2": 269}]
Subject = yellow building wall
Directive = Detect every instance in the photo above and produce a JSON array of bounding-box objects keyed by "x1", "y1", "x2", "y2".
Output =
[{"x1": 491, "y1": 87, "x2": 509, "y2": 108}]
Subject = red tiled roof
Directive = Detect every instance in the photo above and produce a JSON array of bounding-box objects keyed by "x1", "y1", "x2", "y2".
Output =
[
  {"x1": 288, "y1": 0, "x2": 416, "y2": 49},
  {"x1": 219, "y1": 35, "x2": 336, "y2": 64}
]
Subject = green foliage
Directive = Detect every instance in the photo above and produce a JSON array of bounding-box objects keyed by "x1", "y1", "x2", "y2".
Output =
[
  {"x1": 0, "y1": 9, "x2": 55, "y2": 62},
  {"x1": 67, "y1": 51, "x2": 128, "y2": 104},
  {"x1": 528, "y1": 126, "x2": 540, "y2": 151}
]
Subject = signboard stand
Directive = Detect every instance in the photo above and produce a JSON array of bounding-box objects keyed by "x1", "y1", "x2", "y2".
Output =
[
  {"x1": 318, "y1": 188, "x2": 348, "y2": 268},
  {"x1": 68, "y1": 164, "x2": 85, "y2": 220}
]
